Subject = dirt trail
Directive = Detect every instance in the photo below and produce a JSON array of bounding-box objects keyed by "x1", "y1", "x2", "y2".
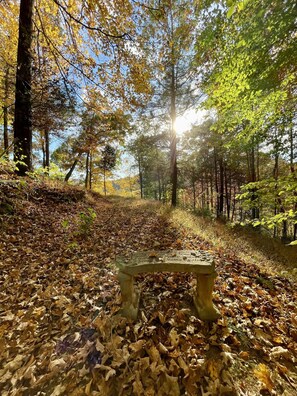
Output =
[{"x1": 0, "y1": 192, "x2": 296, "y2": 395}]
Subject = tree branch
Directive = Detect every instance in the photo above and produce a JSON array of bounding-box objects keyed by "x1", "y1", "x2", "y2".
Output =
[{"x1": 52, "y1": 0, "x2": 132, "y2": 40}]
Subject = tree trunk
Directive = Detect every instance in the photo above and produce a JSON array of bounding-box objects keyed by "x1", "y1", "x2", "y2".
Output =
[
  {"x1": 65, "y1": 154, "x2": 81, "y2": 182},
  {"x1": 103, "y1": 167, "x2": 107, "y2": 196},
  {"x1": 250, "y1": 144, "x2": 259, "y2": 219},
  {"x1": 192, "y1": 179, "x2": 196, "y2": 210},
  {"x1": 3, "y1": 68, "x2": 9, "y2": 151},
  {"x1": 41, "y1": 135, "x2": 46, "y2": 168},
  {"x1": 218, "y1": 157, "x2": 224, "y2": 218},
  {"x1": 210, "y1": 171, "x2": 214, "y2": 211},
  {"x1": 45, "y1": 128, "x2": 50, "y2": 170},
  {"x1": 14, "y1": 0, "x2": 35, "y2": 175},
  {"x1": 138, "y1": 157, "x2": 143, "y2": 199},
  {"x1": 289, "y1": 123, "x2": 297, "y2": 240},
  {"x1": 231, "y1": 185, "x2": 236, "y2": 222},
  {"x1": 170, "y1": 63, "x2": 177, "y2": 207},
  {"x1": 85, "y1": 151, "x2": 90, "y2": 189},
  {"x1": 214, "y1": 149, "x2": 220, "y2": 217},
  {"x1": 256, "y1": 144, "x2": 260, "y2": 181},
  {"x1": 89, "y1": 150, "x2": 93, "y2": 190},
  {"x1": 273, "y1": 150, "x2": 279, "y2": 238},
  {"x1": 201, "y1": 174, "x2": 205, "y2": 209},
  {"x1": 224, "y1": 167, "x2": 230, "y2": 220},
  {"x1": 206, "y1": 177, "x2": 210, "y2": 210},
  {"x1": 157, "y1": 171, "x2": 162, "y2": 201}
]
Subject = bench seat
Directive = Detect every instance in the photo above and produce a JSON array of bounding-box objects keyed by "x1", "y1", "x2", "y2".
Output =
[{"x1": 116, "y1": 250, "x2": 220, "y2": 321}]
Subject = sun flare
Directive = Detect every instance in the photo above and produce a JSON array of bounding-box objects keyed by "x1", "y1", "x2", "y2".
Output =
[{"x1": 174, "y1": 109, "x2": 208, "y2": 136}]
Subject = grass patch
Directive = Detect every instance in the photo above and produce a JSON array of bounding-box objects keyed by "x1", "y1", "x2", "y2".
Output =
[{"x1": 165, "y1": 207, "x2": 297, "y2": 280}]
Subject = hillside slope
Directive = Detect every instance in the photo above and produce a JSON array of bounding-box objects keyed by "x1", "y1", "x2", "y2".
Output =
[{"x1": 0, "y1": 181, "x2": 296, "y2": 395}]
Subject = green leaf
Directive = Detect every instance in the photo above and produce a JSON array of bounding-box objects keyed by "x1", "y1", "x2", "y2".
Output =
[{"x1": 227, "y1": 5, "x2": 236, "y2": 18}]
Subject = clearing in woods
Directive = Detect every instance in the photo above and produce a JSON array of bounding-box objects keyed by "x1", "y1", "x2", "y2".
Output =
[{"x1": 0, "y1": 183, "x2": 296, "y2": 395}]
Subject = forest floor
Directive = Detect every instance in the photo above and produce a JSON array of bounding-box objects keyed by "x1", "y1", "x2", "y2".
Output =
[{"x1": 0, "y1": 179, "x2": 297, "y2": 396}]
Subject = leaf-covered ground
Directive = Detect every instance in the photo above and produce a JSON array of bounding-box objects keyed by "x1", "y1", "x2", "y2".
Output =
[{"x1": 0, "y1": 182, "x2": 297, "y2": 395}]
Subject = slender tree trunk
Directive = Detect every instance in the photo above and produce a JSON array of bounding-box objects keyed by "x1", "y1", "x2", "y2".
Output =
[
  {"x1": 210, "y1": 171, "x2": 214, "y2": 212},
  {"x1": 85, "y1": 151, "x2": 90, "y2": 189},
  {"x1": 41, "y1": 135, "x2": 46, "y2": 168},
  {"x1": 158, "y1": 171, "x2": 162, "y2": 201},
  {"x1": 250, "y1": 145, "x2": 256, "y2": 219},
  {"x1": 289, "y1": 123, "x2": 297, "y2": 239},
  {"x1": 250, "y1": 143, "x2": 259, "y2": 219},
  {"x1": 3, "y1": 68, "x2": 9, "y2": 151},
  {"x1": 103, "y1": 167, "x2": 107, "y2": 196},
  {"x1": 273, "y1": 138, "x2": 288, "y2": 240},
  {"x1": 138, "y1": 157, "x2": 143, "y2": 199},
  {"x1": 273, "y1": 149, "x2": 279, "y2": 238},
  {"x1": 45, "y1": 128, "x2": 50, "y2": 170},
  {"x1": 14, "y1": 0, "x2": 35, "y2": 175},
  {"x1": 246, "y1": 150, "x2": 251, "y2": 182},
  {"x1": 201, "y1": 174, "x2": 205, "y2": 209},
  {"x1": 192, "y1": 179, "x2": 196, "y2": 210},
  {"x1": 170, "y1": 63, "x2": 177, "y2": 207},
  {"x1": 218, "y1": 158, "x2": 224, "y2": 218},
  {"x1": 214, "y1": 149, "x2": 220, "y2": 217},
  {"x1": 65, "y1": 154, "x2": 81, "y2": 182},
  {"x1": 89, "y1": 150, "x2": 93, "y2": 190},
  {"x1": 161, "y1": 176, "x2": 166, "y2": 203},
  {"x1": 225, "y1": 167, "x2": 230, "y2": 220},
  {"x1": 231, "y1": 185, "x2": 236, "y2": 222},
  {"x1": 256, "y1": 144, "x2": 260, "y2": 181},
  {"x1": 206, "y1": 177, "x2": 210, "y2": 210},
  {"x1": 238, "y1": 180, "x2": 243, "y2": 222}
]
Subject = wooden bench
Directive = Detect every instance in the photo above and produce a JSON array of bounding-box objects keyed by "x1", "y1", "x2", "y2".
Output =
[{"x1": 116, "y1": 250, "x2": 220, "y2": 321}]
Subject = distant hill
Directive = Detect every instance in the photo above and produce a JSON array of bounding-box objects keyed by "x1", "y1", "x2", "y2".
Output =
[{"x1": 95, "y1": 175, "x2": 140, "y2": 197}]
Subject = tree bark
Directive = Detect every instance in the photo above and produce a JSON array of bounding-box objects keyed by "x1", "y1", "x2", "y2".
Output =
[
  {"x1": 41, "y1": 135, "x2": 46, "y2": 168},
  {"x1": 201, "y1": 174, "x2": 205, "y2": 209},
  {"x1": 65, "y1": 154, "x2": 81, "y2": 182},
  {"x1": 14, "y1": 0, "x2": 35, "y2": 175},
  {"x1": 3, "y1": 68, "x2": 9, "y2": 151},
  {"x1": 214, "y1": 149, "x2": 220, "y2": 217},
  {"x1": 218, "y1": 157, "x2": 224, "y2": 218},
  {"x1": 103, "y1": 167, "x2": 107, "y2": 196},
  {"x1": 250, "y1": 144, "x2": 259, "y2": 219},
  {"x1": 157, "y1": 171, "x2": 162, "y2": 201},
  {"x1": 85, "y1": 151, "x2": 90, "y2": 189},
  {"x1": 224, "y1": 167, "x2": 230, "y2": 220},
  {"x1": 289, "y1": 122, "x2": 297, "y2": 239},
  {"x1": 45, "y1": 128, "x2": 50, "y2": 170},
  {"x1": 170, "y1": 63, "x2": 177, "y2": 207},
  {"x1": 273, "y1": 149, "x2": 279, "y2": 238},
  {"x1": 192, "y1": 179, "x2": 196, "y2": 210},
  {"x1": 138, "y1": 157, "x2": 143, "y2": 199},
  {"x1": 89, "y1": 150, "x2": 93, "y2": 190},
  {"x1": 210, "y1": 170, "x2": 214, "y2": 211}
]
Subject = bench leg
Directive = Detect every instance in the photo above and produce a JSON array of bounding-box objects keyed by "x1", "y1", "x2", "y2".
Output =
[
  {"x1": 118, "y1": 272, "x2": 140, "y2": 320},
  {"x1": 193, "y1": 272, "x2": 220, "y2": 321}
]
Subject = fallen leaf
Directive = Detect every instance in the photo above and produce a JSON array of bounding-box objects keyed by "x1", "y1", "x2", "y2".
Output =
[
  {"x1": 254, "y1": 363, "x2": 274, "y2": 391},
  {"x1": 129, "y1": 339, "x2": 146, "y2": 353},
  {"x1": 239, "y1": 351, "x2": 249, "y2": 360},
  {"x1": 269, "y1": 346, "x2": 291, "y2": 360},
  {"x1": 169, "y1": 328, "x2": 179, "y2": 348}
]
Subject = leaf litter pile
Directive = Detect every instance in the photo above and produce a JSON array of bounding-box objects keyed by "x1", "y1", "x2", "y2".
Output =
[{"x1": 0, "y1": 181, "x2": 297, "y2": 395}]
